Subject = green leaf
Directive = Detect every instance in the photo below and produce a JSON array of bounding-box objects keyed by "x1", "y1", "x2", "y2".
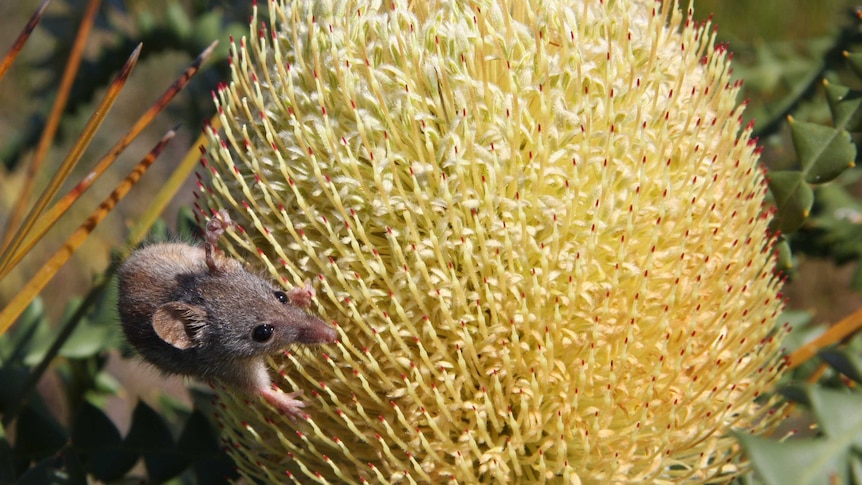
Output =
[
  {"x1": 823, "y1": 81, "x2": 862, "y2": 132},
  {"x1": 190, "y1": 12, "x2": 225, "y2": 53},
  {"x1": 789, "y1": 118, "x2": 856, "y2": 184},
  {"x1": 805, "y1": 184, "x2": 862, "y2": 265},
  {"x1": 850, "y1": 454, "x2": 862, "y2": 484},
  {"x1": 165, "y1": 3, "x2": 192, "y2": 41},
  {"x1": 93, "y1": 371, "x2": 123, "y2": 396},
  {"x1": 178, "y1": 411, "x2": 237, "y2": 483},
  {"x1": 0, "y1": 366, "x2": 29, "y2": 413},
  {"x1": 774, "y1": 237, "x2": 792, "y2": 272},
  {"x1": 0, "y1": 422, "x2": 16, "y2": 484},
  {"x1": 17, "y1": 455, "x2": 73, "y2": 485},
  {"x1": 14, "y1": 405, "x2": 68, "y2": 463},
  {"x1": 736, "y1": 431, "x2": 849, "y2": 485},
  {"x1": 0, "y1": 297, "x2": 46, "y2": 363},
  {"x1": 844, "y1": 51, "x2": 862, "y2": 81},
  {"x1": 742, "y1": 386, "x2": 862, "y2": 485},
  {"x1": 176, "y1": 206, "x2": 203, "y2": 242},
  {"x1": 60, "y1": 317, "x2": 112, "y2": 360},
  {"x1": 777, "y1": 310, "x2": 816, "y2": 353},
  {"x1": 126, "y1": 401, "x2": 187, "y2": 481},
  {"x1": 853, "y1": 263, "x2": 862, "y2": 291},
  {"x1": 777, "y1": 383, "x2": 811, "y2": 407},
  {"x1": 807, "y1": 386, "x2": 862, "y2": 443},
  {"x1": 147, "y1": 217, "x2": 171, "y2": 244},
  {"x1": 71, "y1": 401, "x2": 137, "y2": 481},
  {"x1": 819, "y1": 348, "x2": 862, "y2": 384},
  {"x1": 768, "y1": 170, "x2": 814, "y2": 234}
]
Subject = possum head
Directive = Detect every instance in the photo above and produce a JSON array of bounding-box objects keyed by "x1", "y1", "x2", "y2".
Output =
[{"x1": 152, "y1": 265, "x2": 337, "y2": 358}]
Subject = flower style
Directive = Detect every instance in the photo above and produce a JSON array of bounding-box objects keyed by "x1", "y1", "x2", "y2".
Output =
[{"x1": 199, "y1": 0, "x2": 788, "y2": 482}]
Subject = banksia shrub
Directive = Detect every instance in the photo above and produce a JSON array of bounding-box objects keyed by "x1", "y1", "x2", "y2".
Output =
[{"x1": 200, "y1": 0, "x2": 787, "y2": 482}]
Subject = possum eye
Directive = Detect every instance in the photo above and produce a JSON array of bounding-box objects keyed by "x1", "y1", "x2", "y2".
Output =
[
  {"x1": 252, "y1": 324, "x2": 274, "y2": 342},
  {"x1": 274, "y1": 290, "x2": 288, "y2": 304}
]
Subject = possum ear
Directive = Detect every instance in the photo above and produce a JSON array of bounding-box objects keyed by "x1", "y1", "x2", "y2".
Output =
[{"x1": 153, "y1": 302, "x2": 207, "y2": 349}]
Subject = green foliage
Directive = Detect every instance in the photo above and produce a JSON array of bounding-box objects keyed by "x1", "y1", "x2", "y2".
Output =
[
  {"x1": 1, "y1": 0, "x2": 248, "y2": 171},
  {"x1": 738, "y1": 333, "x2": 862, "y2": 485},
  {"x1": 0, "y1": 211, "x2": 236, "y2": 483},
  {"x1": 710, "y1": 6, "x2": 862, "y2": 279},
  {"x1": 765, "y1": 57, "x2": 861, "y2": 236},
  {"x1": 2, "y1": 0, "x2": 862, "y2": 483},
  {"x1": 760, "y1": 40, "x2": 862, "y2": 278}
]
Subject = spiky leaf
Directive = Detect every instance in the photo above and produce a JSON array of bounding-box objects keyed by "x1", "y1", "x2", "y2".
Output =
[{"x1": 789, "y1": 118, "x2": 855, "y2": 184}]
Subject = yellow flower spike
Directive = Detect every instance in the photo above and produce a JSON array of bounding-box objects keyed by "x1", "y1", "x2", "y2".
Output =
[{"x1": 202, "y1": 0, "x2": 788, "y2": 482}]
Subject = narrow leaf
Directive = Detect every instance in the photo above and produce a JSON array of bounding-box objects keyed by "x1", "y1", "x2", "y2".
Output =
[
  {"x1": 787, "y1": 306, "x2": 862, "y2": 369},
  {"x1": 0, "y1": 129, "x2": 175, "y2": 335},
  {"x1": 0, "y1": 0, "x2": 111, "y2": 273},
  {"x1": 124, "y1": 115, "x2": 221, "y2": 248},
  {"x1": 0, "y1": 0, "x2": 51, "y2": 83},
  {"x1": 4, "y1": 40, "x2": 219, "y2": 275}
]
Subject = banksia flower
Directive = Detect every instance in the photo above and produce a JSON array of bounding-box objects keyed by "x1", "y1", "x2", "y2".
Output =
[{"x1": 200, "y1": 0, "x2": 787, "y2": 482}]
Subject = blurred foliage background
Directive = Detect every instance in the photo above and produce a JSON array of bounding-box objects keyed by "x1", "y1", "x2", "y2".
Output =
[
  {"x1": 697, "y1": 0, "x2": 862, "y2": 325},
  {"x1": 1, "y1": 0, "x2": 862, "y2": 483}
]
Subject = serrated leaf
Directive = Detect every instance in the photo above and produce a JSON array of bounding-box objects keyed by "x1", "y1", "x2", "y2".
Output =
[
  {"x1": 736, "y1": 431, "x2": 849, "y2": 485},
  {"x1": 71, "y1": 401, "x2": 137, "y2": 481},
  {"x1": 823, "y1": 81, "x2": 862, "y2": 131},
  {"x1": 126, "y1": 401, "x2": 187, "y2": 481},
  {"x1": 819, "y1": 349, "x2": 862, "y2": 383},
  {"x1": 845, "y1": 51, "x2": 862, "y2": 81},
  {"x1": 768, "y1": 171, "x2": 814, "y2": 234},
  {"x1": 806, "y1": 184, "x2": 862, "y2": 265},
  {"x1": 789, "y1": 118, "x2": 855, "y2": 184}
]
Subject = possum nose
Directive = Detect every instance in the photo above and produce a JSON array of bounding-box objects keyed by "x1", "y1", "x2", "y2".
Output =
[
  {"x1": 297, "y1": 317, "x2": 338, "y2": 344},
  {"x1": 319, "y1": 324, "x2": 338, "y2": 343}
]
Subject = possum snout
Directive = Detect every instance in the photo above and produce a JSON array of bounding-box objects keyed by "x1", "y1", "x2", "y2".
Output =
[{"x1": 294, "y1": 318, "x2": 338, "y2": 344}]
